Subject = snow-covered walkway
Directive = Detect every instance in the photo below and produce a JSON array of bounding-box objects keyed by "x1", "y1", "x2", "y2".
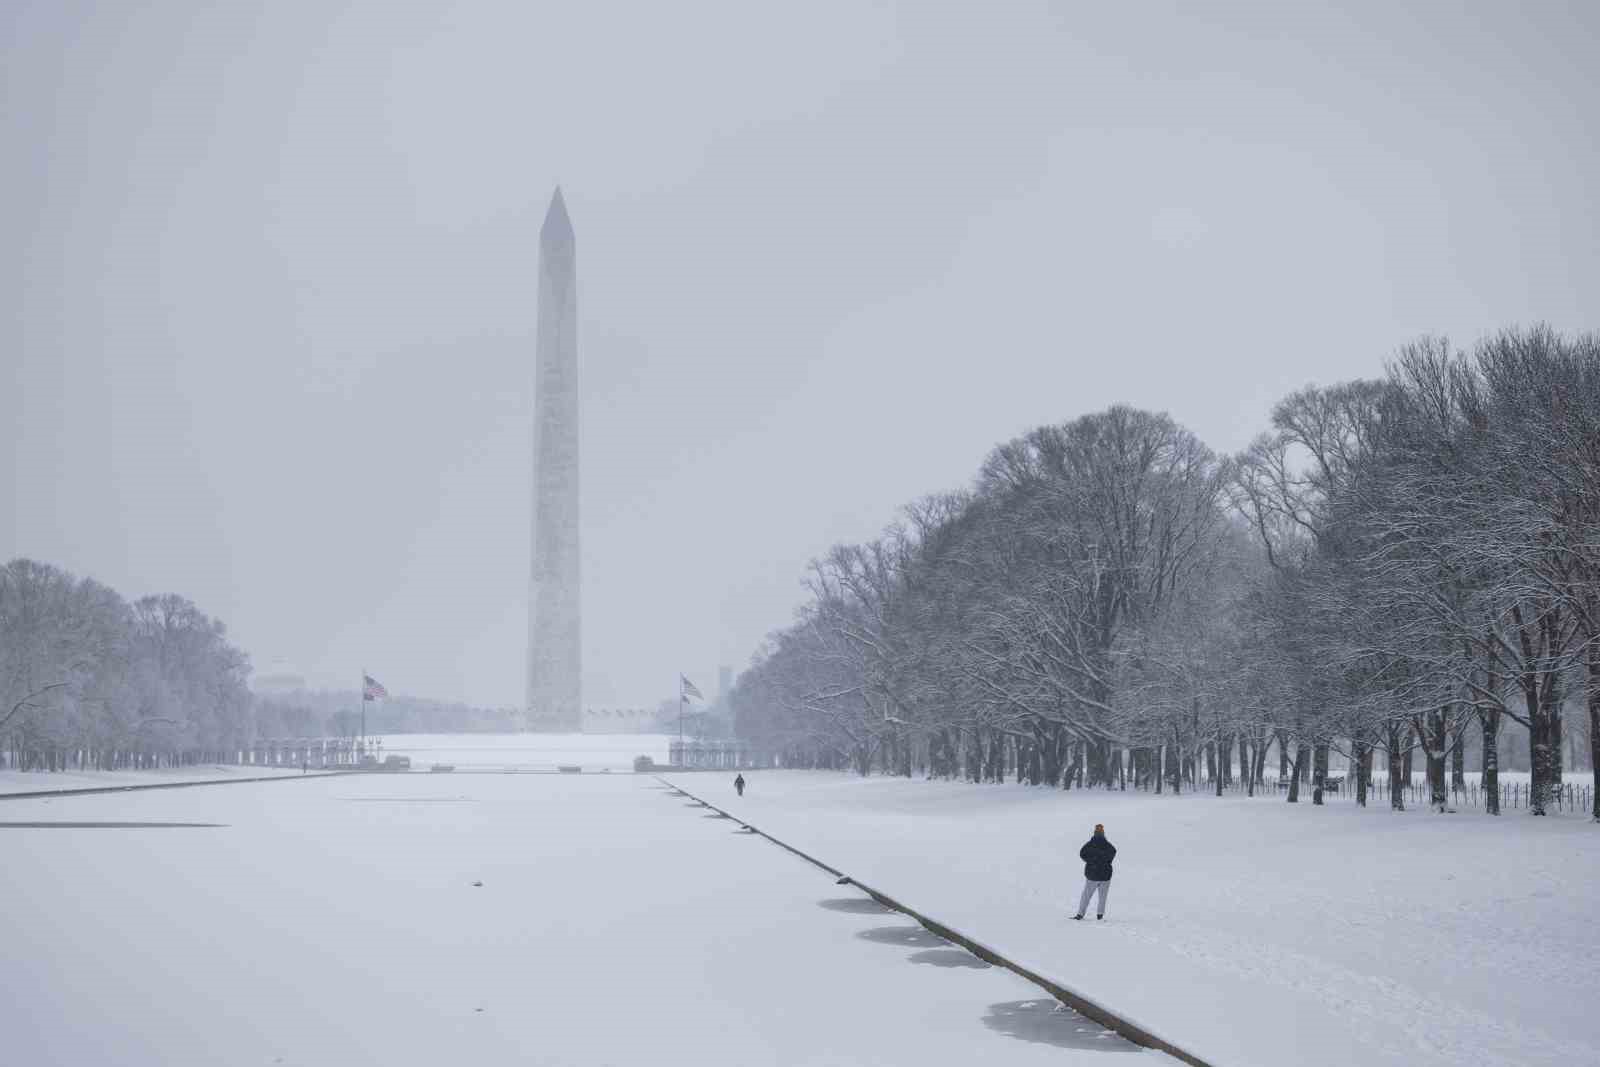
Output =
[
  {"x1": 1, "y1": 772, "x2": 1167, "y2": 1065},
  {"x1": 665, "y1": 770, "x2": 1600, "y2": 1067}
]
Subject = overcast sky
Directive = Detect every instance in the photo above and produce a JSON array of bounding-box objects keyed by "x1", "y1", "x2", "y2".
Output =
[{"x1": 4, "y1": 1, "x2": 1597, "y2": 709}]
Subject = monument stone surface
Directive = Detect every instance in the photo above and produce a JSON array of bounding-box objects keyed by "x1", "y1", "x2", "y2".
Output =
[{"x1": 527, "y1": 188, "x2": 582, "y2": 731}]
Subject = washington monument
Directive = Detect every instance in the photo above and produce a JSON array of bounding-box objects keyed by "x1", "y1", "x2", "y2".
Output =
[{"x1": 527, "y1": 188, "x2": 581, "y2": 731}]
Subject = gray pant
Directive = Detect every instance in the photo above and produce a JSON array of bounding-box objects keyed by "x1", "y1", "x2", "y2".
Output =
[{"x1": 1076, "y1": 879, "x2": 1110, "y2": 917}]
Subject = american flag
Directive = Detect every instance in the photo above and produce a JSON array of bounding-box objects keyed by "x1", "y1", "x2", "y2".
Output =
[
  {"x1": 363, "y1": 674, "x2": 388, "y2": 701},
  {"x1": 680, "y1": 675, "x2": 703, "y2": 701}
]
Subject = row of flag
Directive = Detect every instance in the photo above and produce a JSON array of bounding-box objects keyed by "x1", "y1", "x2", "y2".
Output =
[{"x1": 363, "y1": 671, "x2": 706, "y2": 708}]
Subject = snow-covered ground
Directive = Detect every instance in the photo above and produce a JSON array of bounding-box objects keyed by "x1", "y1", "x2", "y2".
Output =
[
  {"x1": 0, "y1": 763, "x2": 305, "y2": 796},
  {"x1": 664, "y1": 770, "x2": 1600, "y2": 1067},
  {"x1": 0, "y1": 770, "x2": 1166, "y2": 1065}
]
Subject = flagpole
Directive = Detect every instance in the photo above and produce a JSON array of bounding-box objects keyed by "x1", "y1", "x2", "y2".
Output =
[
  {"x1": 360, "y1": 666, "x2": 366, "y2": 761},
  {"x1": 677, "y1": 674, "x2": 684, "y2": 765}
]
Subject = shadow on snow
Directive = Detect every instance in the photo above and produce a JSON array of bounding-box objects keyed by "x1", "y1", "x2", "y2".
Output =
[{"x1": 982, "y1": 1000, "x2": 1142, "y2": 1053}]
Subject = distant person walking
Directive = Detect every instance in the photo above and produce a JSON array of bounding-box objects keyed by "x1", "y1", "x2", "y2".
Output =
[
  {"x1": 734, "y1": 773, "x2": 746, "y2": 797},
  {"x1": 1073, "y1": 823, "x2": 1116, "y2": 920}
]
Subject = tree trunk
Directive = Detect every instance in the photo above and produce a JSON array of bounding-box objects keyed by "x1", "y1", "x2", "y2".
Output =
[
  {"x1": 1450, "y1": 716, "x2": 1466, "y2": 792},
  {"x1": 1189, "y1": 699, "x2": 1201, "y2": 788},
  {"x1": 1286, "y1": 744, "x2": 1306, "y2": 803},
  {"x1": 1589, "y1": 640, "x2": 1600, "y2": 821},
  {"x1": 1387, "y1": 722, "x2": 1406, "y2": 811},
  {"x1": 1552, "y1": 677, "x2": 1565, "y2": 788},
  {"x1": 1353, "y1": 735, "x2": 1368, "y2": 807},
  {"x1": 1312, "y1": 742, "x2": 1328, "y2": 805},
  {"x1": 1427, "y1": 707, "x2": 1449, "y2": 812},
  {"x1": 1085, "y1": 738, "x2": 1105, "y2": 788},
  {"x1": 1048, "y1": 726, "x2": 1067, "y2": 787},
  {"x1": 1482, "y1": 706, "x2": 1501, "y2": 816},
  {"x1": 932, "y1": 729, "x2": 951, "y2": 779},
  {"x1": 1527, "y1": 671, "x2": 1553, "y2": 815},
  {"x1": 1517, "y1": 605, "x2": 1565, "y2": 815},
  {"x1": 1169, "y1": 727, "x2": 1182, "y2": 795}
]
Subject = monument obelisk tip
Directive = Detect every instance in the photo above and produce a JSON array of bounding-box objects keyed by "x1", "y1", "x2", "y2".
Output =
[{"x1": 541, "y1": 186, "x2": 573, "y2": 246}]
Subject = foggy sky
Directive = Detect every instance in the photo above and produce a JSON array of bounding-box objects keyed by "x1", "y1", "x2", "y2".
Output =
[{"x1": 4, "y1": 1, "x2": 1597, "y2": 709}]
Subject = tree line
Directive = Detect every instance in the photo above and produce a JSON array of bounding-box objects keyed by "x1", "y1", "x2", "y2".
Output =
[
  {"x1": 1, "y1": 559, "x2": 253, "y2": 770},
  {"x1": 729, "y1": 326, "x2": 1600, "y2": 819},
  {"x1": 0, "y1": 558, "x2": 515, "y2": 772}
]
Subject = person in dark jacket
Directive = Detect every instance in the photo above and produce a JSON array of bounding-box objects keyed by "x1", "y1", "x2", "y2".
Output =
[
  {"x1": 1074, "y1": 823, "x2": 1116, "y2": 920},
  {"x1": 734, "y1": 773, "x2": 746, "y2": 797}
]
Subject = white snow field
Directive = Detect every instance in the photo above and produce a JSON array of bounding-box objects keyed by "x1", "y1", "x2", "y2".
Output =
[
  {"x1": 665, "y1": 770, "x2": 1600, "y2": 1067},
  {"x1": 0, "y1": 770, "x2": 1168, "y2": 1066}
]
